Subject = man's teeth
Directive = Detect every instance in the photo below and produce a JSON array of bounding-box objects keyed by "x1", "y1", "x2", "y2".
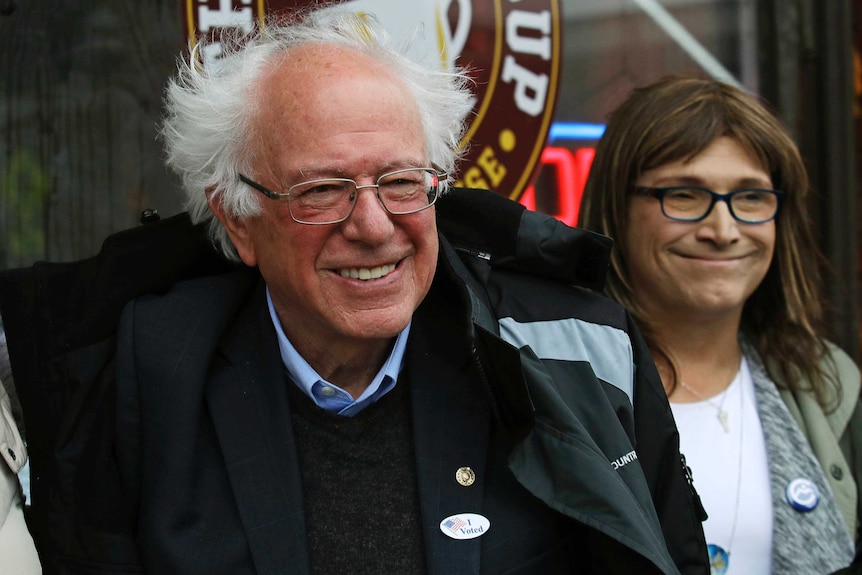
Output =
[{"x1": 339, "y1": 263, "x2": 396, "y2": 280}]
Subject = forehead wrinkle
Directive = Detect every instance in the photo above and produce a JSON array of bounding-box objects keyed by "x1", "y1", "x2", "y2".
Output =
[
  {"x1": 264, "y1": 43, "x2": 402, "y2": 114},
  {"x1": 252, "y1": 43, "x2": 423, "y2": 182}
]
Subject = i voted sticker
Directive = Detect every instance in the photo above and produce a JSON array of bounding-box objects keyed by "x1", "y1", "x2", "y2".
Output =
[{"x1": 439, "y1": 513, "x2": 490, "y2": 540}]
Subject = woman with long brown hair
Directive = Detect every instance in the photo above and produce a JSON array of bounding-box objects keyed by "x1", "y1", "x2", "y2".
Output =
[{"x1": 580, "y1": 75, "x2": 861, "y2": 574}]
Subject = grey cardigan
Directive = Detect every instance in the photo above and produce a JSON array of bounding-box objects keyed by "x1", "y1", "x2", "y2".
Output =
[{"x1": 747, "y1": 339, "x2": 859, "y2": 573}]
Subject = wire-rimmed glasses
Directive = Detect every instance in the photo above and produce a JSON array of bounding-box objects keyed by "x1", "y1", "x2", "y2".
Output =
[
  {"x1": 631, "y1": 186, "x2": 785, "y2": 224},
  {"x1": 238, "y1": 167, "x2": 445, "y2": 225}
]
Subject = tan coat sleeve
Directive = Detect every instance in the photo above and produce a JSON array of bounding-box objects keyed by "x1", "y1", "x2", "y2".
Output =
[
  {"x1": 0, "y1": 377, "x2": 41, "y2": 574},
  {"x1": 777, "y1": 341, "x2": 861, "y2": 538}
]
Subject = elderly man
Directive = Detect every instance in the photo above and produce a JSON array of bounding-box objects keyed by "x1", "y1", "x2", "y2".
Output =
[{"x1": 0, "y1": 5, "x2": 708, "y2": 575}]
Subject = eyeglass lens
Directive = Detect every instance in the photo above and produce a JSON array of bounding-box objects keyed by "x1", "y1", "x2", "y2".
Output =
[
  {"x1": 289, "y1": 168, "x2": 440, "y2": 224},
  {"x1": 660, "y1": 187, "x2": 780, "y2": 223}
]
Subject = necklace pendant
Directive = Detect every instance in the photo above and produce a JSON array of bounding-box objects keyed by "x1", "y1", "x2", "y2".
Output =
[
  {"x1": 707, "y1": 544, "x2": 729, "y2": 574},
  {"x1": 718, "y1": 410, "x2": 729, "y2": 433}
]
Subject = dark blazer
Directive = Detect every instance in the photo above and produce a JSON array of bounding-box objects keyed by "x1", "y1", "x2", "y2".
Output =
[{"x1": 111, "y1": 264, "x2": 665, "y2": 574}]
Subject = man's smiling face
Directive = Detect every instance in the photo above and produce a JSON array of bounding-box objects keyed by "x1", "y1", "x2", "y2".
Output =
[{"x1": 223, "y1": 44, "x2": 439, "y2": 357}]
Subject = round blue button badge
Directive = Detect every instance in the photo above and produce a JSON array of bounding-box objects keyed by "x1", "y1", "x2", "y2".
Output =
[{"x1": 785, "y1": 478, "x2": 820, "y2": 512}]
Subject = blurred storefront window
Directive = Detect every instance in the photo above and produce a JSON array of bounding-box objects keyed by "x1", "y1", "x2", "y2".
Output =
[
  {"x1": 0, "y1": 0, "x2": 857, "y2": 357},
  {"x1": 529, "y1": 0, "x2": 756, "y2": 224}
]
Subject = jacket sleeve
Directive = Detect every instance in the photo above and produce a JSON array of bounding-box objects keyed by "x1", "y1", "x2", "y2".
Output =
[
  {"x1": 626, "y1": 312, "x2": 709, "y2": 575},
  {"x1": 828, "y1": 343, "x2": 862, "y2": 543},
  {"x1": 0, "y1": 377, "x2": 41, "y2": 574},
  {"x1": 779, "y1": 341, "x2": 862, "y2": 542},
  {"x1": 840, "y1": 401, "x2": 862, "y2": 544},
  {"x1": 58, "y1": 335, "x2": 144, "y2": 573}
]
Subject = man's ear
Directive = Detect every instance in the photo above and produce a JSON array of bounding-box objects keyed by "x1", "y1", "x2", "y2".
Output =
[{"x1": 207, "y1": 190, "x2": 258, "y2": 267}]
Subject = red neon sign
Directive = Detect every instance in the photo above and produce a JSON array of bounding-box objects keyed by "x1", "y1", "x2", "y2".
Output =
[{"x1": 519, "y1": 146, "x2": 595, "y2": 226}]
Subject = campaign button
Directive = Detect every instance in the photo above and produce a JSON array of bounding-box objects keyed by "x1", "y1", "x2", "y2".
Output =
[{"x1": 785, "y1": 478, "x2": 820, "y2": 512}]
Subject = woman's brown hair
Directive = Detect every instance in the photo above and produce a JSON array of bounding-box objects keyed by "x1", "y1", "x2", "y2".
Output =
[{"x1": 579, "y1": 75, "x2": 836, "y2": 407}]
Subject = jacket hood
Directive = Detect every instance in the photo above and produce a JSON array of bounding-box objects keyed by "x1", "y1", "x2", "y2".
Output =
[{"x1": 436, "y1": 187, "x2": 612, "y2": 292}]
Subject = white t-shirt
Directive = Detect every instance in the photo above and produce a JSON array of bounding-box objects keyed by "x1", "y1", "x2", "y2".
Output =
[{"x1": 671, "y1": 357, "x2": 773, "y2": 575}]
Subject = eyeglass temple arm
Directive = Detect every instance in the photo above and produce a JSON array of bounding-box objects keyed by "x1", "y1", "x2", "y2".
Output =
[{"x1": 238, "y1": 173, "x2": 281, "y2": 200}]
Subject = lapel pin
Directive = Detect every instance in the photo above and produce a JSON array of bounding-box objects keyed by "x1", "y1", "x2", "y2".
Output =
[{"x1": 455, "y1": 466, "x2": 475, "y2": 486}]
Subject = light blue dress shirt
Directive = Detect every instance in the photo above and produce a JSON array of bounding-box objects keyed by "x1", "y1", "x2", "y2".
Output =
[{"x1": 266, "y1": 288, "x2": 409, "y2": 417}]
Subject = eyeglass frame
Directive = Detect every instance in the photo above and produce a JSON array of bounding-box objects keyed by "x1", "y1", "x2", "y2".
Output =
[
  {"x1": 630, "y1": 185, "x2": 786, "y2": 224},
  {"x1": 237, "y1": 167, "x2": 447, "y2": 225}
]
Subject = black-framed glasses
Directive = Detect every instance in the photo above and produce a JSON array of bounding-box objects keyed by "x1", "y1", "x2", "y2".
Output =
[
  {"x1": 631, "y1": 185, "x2": 785, "y2": 224},
  {"x1": 238, "y1": 167, "x2": 446, "y2": 225}
]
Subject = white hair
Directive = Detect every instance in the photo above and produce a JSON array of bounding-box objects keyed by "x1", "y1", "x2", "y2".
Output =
[{"x1": 160, "y1": 4, "x2": 475, "y2": 261}]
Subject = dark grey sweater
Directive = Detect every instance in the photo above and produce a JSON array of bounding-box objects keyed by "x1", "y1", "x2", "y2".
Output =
[{"x1": 289, "y1": 379, "x2": 427, "y2": 574}]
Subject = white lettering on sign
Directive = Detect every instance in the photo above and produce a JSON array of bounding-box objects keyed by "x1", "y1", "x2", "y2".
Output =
[
  {"x1": 506, "y1": 10, "x2": 551, "y2": 60},
  {"x1": 502, "y1": 56, "x2": 548, "y2": 117},
  {"x1": 198, "y1": 0, "x2": 254, "y2": 33},
  {"x1": 502, "y1": 6, "x2": 551, "y2": 117},
  {"x1": 196, "y1": 0, "x2": 256, "y2": 61}
]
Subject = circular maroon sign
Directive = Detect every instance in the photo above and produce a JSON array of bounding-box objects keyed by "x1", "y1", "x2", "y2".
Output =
[{"x1": 183, "y1": 0, "x2": 560, "y2": 200}]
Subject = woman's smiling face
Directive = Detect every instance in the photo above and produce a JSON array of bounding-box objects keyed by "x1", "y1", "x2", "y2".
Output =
[{"x1": 624, "y1": 136, "x2": 776, "y2": 324}]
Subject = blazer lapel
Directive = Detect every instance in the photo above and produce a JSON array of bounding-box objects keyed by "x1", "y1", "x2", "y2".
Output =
[
  {"x1": 409, "y1": 296, "x2": 491, "y2": 575},
  {"x1": 206, "y1": 285, "x2": 310, "y2": 575},
  {"x1": 205, "y1": 270, "x2": 492, "y2": 574}
]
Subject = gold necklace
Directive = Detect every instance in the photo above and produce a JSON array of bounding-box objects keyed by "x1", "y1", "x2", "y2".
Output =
[{"x1": 678, "y1": 379, "x2": 731, "y2": 433}]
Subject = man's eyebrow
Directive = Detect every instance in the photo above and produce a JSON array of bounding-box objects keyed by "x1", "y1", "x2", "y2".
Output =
[{"x1": 295, "y1": 162, "x2": 429, "y2": 179}]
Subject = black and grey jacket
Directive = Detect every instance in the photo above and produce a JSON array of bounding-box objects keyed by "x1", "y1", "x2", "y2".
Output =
[{"x1": 436, "y1": 188, "x2": 708, "y2": 574}]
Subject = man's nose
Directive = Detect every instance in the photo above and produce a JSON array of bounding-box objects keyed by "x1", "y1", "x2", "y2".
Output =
[{"x1": 341, "y1": 186, "x2": 395, "y2": 242}]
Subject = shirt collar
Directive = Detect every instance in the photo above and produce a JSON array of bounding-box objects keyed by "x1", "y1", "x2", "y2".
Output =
[{"x1": 266, "y1": 287, "x2": 410, "y2": 416}]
